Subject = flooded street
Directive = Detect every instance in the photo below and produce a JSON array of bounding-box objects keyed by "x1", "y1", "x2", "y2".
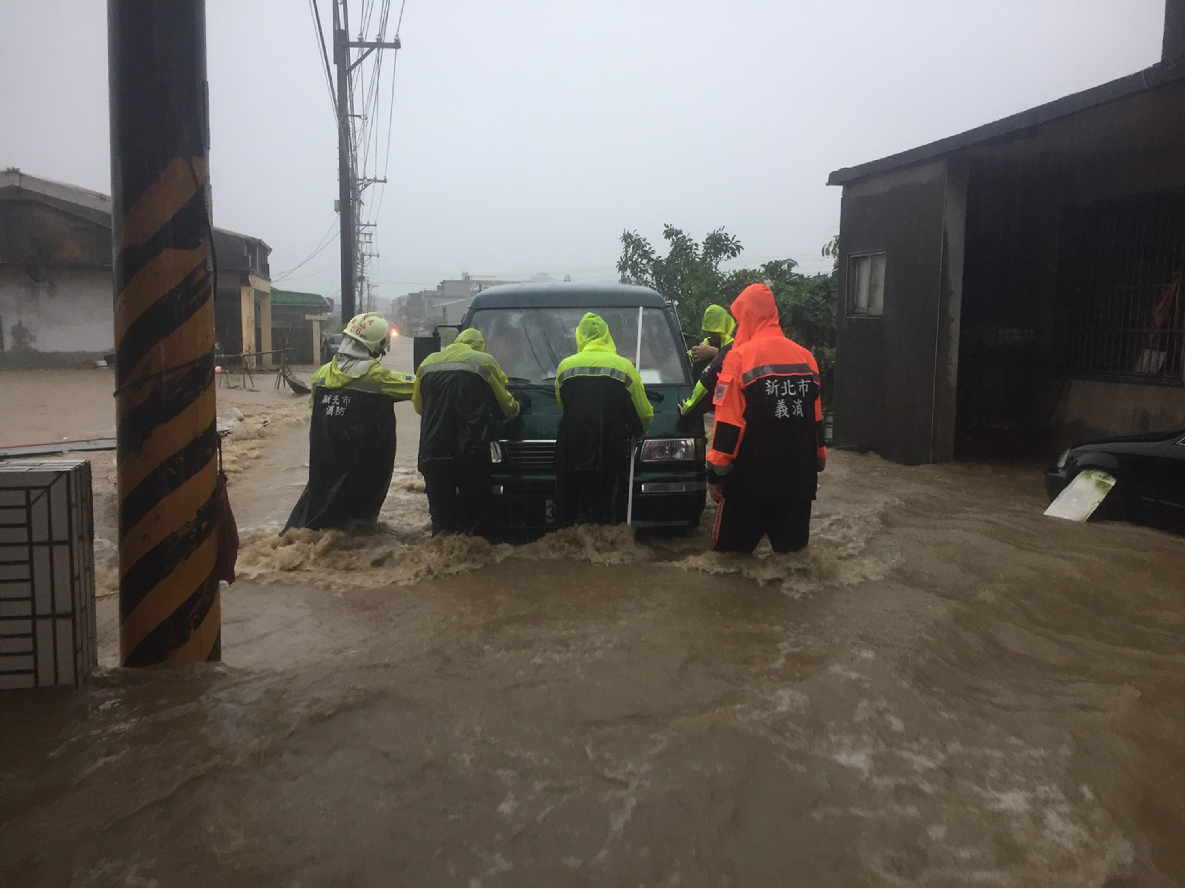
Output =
[{"x1": 2, "y1": 347, "x2": 1184, "y2": 885}]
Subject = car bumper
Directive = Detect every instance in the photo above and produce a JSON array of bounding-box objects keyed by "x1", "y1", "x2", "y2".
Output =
[{"x1": 491, "y1": 471, "x2": 706, "y2": 532}]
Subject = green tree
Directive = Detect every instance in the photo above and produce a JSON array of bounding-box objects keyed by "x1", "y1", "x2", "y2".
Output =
[
  {"x1": 616, "y1": 225, "x2": 742, "y2": 330},
  {"x1": 616, "y1": 226, "x2": 838, "y2": 407}
]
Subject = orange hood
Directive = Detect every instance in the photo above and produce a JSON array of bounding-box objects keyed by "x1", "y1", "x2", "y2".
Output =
[{"x1": 730, "y1": 283, "x2": 782, "y2": 346}]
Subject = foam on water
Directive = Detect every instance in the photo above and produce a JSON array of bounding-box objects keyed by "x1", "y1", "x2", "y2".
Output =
[
  {"x1": 674, "y1": 497, "x2": 898, "y2": 595},
  {"x1": 515, "y1": 523, "x2": 650, "y2": 566},
  {"x1": 237, "y1": 521, "x2": 658, "y2": 591}
]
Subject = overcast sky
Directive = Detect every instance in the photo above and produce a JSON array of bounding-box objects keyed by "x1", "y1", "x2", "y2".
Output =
[{"x1": 0, "y1": 0, "x2": 1167, "y2": 305}]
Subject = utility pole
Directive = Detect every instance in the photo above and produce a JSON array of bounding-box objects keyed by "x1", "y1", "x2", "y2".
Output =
[
  {"x1": 332, "y1": 0, "x2": 399, "y2": 324},
  {"x1": 333, "y1": 0, "x2": 355, "y2": 324},
  {"x1": 108, "y1": 0, "x2": 221, "y2": 665}
]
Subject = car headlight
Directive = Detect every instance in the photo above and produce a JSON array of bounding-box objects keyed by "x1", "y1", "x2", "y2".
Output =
[
  {"x1": 490, "y1": 440, "x2": 504, "y2": 464},
  {"x1": 1056, "y1": 448, "x2": 1070, "y2": 470},
  {"x1": 639, "y1": 438, "x2": 696, "y2": 462}
]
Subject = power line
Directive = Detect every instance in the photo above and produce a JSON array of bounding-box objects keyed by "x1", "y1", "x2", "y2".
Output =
[
  {"x1": 373, "y1": 0, "x2": 404, "y2": 222},
  {"x1": 372, "y1": 45, "x2": 398, "y2": 219},
  {"x1": 275, "y1": 264, "x2": 339, "y2": 284},
  {"x1": 308, "y1": 0, "x2": 336, "y2": 118},
  {"x1": 272, "y1": 218, "x2": 340, "y2": 282}
]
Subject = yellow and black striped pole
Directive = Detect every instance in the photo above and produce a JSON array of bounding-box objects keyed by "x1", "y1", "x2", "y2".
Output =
[{"x1": 109, "y1": 0, "x2": 221, "y2": 665}]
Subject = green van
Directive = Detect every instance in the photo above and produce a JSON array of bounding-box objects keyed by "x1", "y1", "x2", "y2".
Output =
[{"x1": 414, "y1": 283, "x2": 707, "y2": 533}]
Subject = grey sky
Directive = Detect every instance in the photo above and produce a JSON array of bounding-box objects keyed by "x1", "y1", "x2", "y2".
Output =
[{"x1": 0, "y1": 1, "x2": 1167, "y2": 304}]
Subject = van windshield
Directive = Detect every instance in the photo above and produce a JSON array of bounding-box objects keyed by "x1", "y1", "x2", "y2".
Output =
[{"x1": 469, "y1": 307, "x2": 690, "y2": 386}]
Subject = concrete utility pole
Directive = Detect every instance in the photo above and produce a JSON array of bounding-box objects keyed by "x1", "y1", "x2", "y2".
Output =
[
  {"x1": 333, "y1": 0, "x2": 356, "y2": 324},
  {"x1": 332, "y1": 0, "x2": 399, "y2": 324},
  {"x1": 108, "y1": 0, "x2": 222, "y2": 665}
]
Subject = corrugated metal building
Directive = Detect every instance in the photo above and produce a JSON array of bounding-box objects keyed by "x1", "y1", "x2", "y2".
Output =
[{"x1": 828, "y1": 6, "x2": 1185, "y2": 463}]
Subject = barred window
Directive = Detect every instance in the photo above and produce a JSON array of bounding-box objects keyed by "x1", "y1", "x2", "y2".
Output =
[
  {"x1": 1065, "y1": 192, "x2": 1184, "y2": 382},
  {"x1": 847, "y1": 252, "x2": 886, "y2": 317}
]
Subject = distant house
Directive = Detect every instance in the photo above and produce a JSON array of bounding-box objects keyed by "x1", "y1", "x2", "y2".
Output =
[
  {"x1": 0, "y1": 168, "x2": 274, "y2": 368},
  {"x1": 827, "y1": 3, "x2": 1185, "y2": 463},
  {"x1": 270, "y1": 288, "x2": 332, "y2": 364},
  {"x1": 392, "y1": 273, "x2": 522, "y2": 336}
]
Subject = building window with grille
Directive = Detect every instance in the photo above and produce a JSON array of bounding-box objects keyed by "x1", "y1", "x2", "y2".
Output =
[
  {"x1": 847, "y1": 252, "x2": 886, "y2": 317},
  {"x1": 1064, "y1": 191, "x2": 1184, "y2": 382}
]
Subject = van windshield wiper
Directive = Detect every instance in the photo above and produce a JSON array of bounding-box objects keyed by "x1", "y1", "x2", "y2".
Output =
[{"x1": 507, "y1": 378, "x2": 558, "y2": 397}]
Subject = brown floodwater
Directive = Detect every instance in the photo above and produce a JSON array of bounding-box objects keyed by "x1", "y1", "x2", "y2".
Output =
[{"x1": 2, "y1": 358, "x2": 1185, "y2": 885}]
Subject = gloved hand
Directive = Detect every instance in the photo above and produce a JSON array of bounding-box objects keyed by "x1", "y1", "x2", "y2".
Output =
[
  {"x1": 816, "y1": 456, "x2": 826, "y2": 473},
  {"x1": 678, "y1": 399, "x2": 690, "y2": 417},
  {"x1": 517, "y1": 393, "x2": 532, "y2": 411}
]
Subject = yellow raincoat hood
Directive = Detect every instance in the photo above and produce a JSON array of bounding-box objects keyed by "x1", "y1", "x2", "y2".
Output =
[
  {"x1": 701, "y1": 304, "x2": 736, "y2": 344},
  {"x1": 574, "y1": 312, "x2": 617, "y2": 353},
  {"x1": 455, "y1": 328, "x2": 486, "y2": 352}
]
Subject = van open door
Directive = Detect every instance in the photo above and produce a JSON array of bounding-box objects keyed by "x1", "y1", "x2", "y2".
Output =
[{"x1": 412, "y1": 324, "x2": 462, "y2": 371}]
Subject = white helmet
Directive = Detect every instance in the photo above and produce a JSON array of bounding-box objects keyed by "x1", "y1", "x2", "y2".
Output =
[{"x1": 343, "y1": 312, "x2": 391, "y2": 358}]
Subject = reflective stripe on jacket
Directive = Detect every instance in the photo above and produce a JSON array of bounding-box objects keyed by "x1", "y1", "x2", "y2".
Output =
[
  {"x1": 554, "y1": 312, "x2": 654, "y2": 473},
  {"x1": 309, "y1": 355, "x2": 415, "y2": 406},
  {"x1": 412, "y1": 329, "x2": 520, "y2": 468},
  {"x1": 707, "y1": 284, "x2": 826, "y2": 501},
  {"x1": 554, "y1": 313, "x2": 653, "y2": 433},
  {"x1": 412, "y1": 329, "x2": 519, "y2": 420}
]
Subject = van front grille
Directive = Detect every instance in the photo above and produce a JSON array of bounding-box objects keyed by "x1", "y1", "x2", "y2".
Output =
[{"x1": 503, "y1": 440, "x2": 555, "y2": 469}]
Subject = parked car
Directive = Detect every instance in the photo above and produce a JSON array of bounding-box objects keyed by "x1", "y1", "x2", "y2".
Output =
[
  {"x1": 415, "y1": 283, "x2": 707, "y2": 534},
  {"x1": 321, "y1": 332, "x2": 344, "y2": 364},
  {"x1": 1045, "y1": 429, "x2": 1185, "y2": 530}
]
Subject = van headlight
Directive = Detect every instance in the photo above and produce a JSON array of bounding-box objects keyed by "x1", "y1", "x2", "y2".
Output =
[
  {"x1": 490, "y1": 440, "x2": 504, "y2": 464},
  {"x1": 639, "y1": 438, "x2": 696, "y2": 462},
  {"x1": 1056, "y1": 448, "x2": 1070, "y2": 470}
]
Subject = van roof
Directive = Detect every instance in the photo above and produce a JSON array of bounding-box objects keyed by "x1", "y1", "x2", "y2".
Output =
[{"x1": 469, "y1": 282, "x2": 668, "y2": 310}]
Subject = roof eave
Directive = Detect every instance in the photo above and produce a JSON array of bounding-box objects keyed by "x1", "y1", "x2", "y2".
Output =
[{"x1": 827, "y1": 57, "x2": 1185, "y2": 187}]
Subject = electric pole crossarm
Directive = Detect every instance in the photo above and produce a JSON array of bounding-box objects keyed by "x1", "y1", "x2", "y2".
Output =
[
  {"x1": 349, "y1": 37, "x2": 402, "y2": 49},
  {"x1": 347, "y1": 38, "x2": 400, "y2": 71}
]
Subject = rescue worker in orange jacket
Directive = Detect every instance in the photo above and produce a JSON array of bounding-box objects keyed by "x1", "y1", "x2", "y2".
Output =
[{"x1": 705, "y1": 283, "x2": 826, "y2": 553}]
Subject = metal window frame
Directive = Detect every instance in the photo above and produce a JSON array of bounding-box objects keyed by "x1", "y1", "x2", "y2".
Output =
[
  {"x1": 846, "y1": 251, "x2": 887, "y2": 318},
  {"x1": 1062, "y1": 190, "x2": 1185, "y2": 385}
]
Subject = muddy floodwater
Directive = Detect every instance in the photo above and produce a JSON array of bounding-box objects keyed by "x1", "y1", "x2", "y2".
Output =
[{"x1": 2, "y1": 348, "x2": 1185, "y2": 885}]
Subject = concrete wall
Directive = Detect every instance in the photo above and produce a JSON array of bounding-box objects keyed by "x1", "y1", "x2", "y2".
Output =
[
  {"x1": 833, "y1": 160, "x2": 965, "y2": 464},
  {"x1": 0, "y1": 268, "x2": 113, "y2": 361},
  {"x1": 1052, "y1": 379, "x2": 1185, "y2": 449}
]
